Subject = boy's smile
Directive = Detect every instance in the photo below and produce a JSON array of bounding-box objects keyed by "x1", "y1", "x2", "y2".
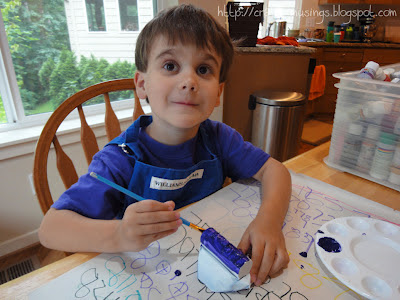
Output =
[{"x1": 134, "y1": 36, "x2": 225, "y2": 145}]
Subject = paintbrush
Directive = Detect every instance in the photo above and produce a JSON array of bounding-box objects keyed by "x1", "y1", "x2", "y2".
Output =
[
  {"x1": 90, "y1": 172, "x2": 252, "y2": 279},
  {"x1": 89, "y1": 172, "x2": 205, "y2": 232}
]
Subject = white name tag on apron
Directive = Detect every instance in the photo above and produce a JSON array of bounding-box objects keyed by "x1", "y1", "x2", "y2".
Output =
[{"x1": 149, "y1": 169, "x2": 204, "y2": 190}]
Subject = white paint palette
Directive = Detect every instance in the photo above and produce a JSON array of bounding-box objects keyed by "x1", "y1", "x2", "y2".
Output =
[{"x1": 315, "y1": 217, "x2": 400, "y2": 299}]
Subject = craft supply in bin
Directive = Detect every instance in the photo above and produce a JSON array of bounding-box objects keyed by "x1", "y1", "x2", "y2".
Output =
[{"x1": 325, "y1": 63, "x2": 400, "y2": 191}]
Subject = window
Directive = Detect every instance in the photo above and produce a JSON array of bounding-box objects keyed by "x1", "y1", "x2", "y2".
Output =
[
  {"x1": 85, "y1": 0, "x2": 106, "y2": 31},
  {"x1": 119, "y1": 0, "x2": 139, "y2": 31},
  {"x1": 0, "y1": 0, "x2": 156, "y2": 131},
  {"x1": 263, "y1": 0, "x2": 301, "y2": 36}
]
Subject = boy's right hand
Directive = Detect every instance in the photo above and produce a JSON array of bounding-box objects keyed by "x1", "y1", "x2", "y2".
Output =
[{"x1": 117, "y1": 200, "x2": 182, "y2": 252}]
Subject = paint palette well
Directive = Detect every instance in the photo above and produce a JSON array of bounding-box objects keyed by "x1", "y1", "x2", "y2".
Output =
[{"x1": 315, "y1": 217, "x2": 400, "y2": 299}]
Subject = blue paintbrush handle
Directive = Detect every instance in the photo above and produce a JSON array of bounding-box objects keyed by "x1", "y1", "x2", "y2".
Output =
[{"x1": 90, "y1": 172, "x2": 191, "y2": 226}]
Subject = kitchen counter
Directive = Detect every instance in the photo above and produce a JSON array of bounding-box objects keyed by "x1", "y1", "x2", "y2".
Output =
[
  {"x1": 237, "y1": 45, "x2": 316, "y2": 54},
  {"x1": 299, "y1": 41, "x2": 400, "y2": 49}
]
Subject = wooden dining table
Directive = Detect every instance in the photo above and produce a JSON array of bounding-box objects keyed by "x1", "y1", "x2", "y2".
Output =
[{"x1": 1, "y1": 141, "x2": 399, "y2": 299}]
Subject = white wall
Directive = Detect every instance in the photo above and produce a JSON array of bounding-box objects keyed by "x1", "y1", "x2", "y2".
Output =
[{"x1": 0, "y1": 115, "x2": 134, "y2": 256}]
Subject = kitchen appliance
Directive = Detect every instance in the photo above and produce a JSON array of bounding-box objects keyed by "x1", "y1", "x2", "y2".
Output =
[
  {"x1": 267, "y1": 21, "x2": 287, "y2": 37},
  {"x1": 363, "y1": 24, "x2": 377, "y2": 43},
  {"x1": 359, "y1": 13, "x2": 376, "y2": 42},
  {"x1": 227, "y1": 2, "x2": 263, "y2": 47}
]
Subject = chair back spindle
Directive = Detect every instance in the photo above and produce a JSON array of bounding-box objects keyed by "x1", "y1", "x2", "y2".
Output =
[
  {"x1": 104, "y1": 92, "x2": 122, "y2": 140},
  {"x1": 53, "y1": 135, "x2": 79, "y2": 189},
  {"x1": 34, "y1": 79, "x2": 142, "y2": 215},
  {"x1": 77, "y1": 105, "x2": 100, "y2": 165}
]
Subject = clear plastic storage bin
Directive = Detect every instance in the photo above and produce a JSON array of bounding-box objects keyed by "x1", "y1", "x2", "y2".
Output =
[{"x1": 325, "y1": 63, "x2": 400, "y2": 191}]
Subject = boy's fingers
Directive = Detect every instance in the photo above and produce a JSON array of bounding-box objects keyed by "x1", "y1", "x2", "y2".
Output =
[
  {"x1": 144, "y1": 228, "x2": 179, "y2": 244},
  {"x1": 269, "y1": 248, "x2": 289, "y2": 276},
  {"x1": 138, "y1": 218, "x2": 183, "y2": 235},
  {"x1": 237, "y1": 233, "x2": 251, "y2": 255},
  {"x1": 253, "y1": 244, "x2": 274, "y2": 286},
  {"x1": 248, "y1": 242, "x2": 263, "y2": 284},
  {"x1": 136, "y1": 210, "x2": 180, "y2": 224},
  {"x1": 131, "y1": 200, "x2": 175, "y2": 213}
]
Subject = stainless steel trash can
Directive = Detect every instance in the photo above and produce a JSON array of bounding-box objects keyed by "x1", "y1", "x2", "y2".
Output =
[{"x1": 248, "y1": 91, "x2": 307, "y2": 162}]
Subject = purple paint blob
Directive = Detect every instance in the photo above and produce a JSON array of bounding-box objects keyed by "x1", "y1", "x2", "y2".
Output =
[
  {"x1": 174, "y1": 270, "x2": 181, "y2": 276},
  {"x1": 200, "y1": 228, "x2": 250, "y2": 277},
  {"x1": 317, "y1": 237, "x2": 342, "y2": 253},
  {"x1": 299, "y1": 252, "x2": 308, "y2": 258}
]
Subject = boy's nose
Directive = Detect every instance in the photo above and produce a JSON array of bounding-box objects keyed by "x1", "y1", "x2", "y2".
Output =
[{"x1": 180, "y1": 73, "x2": 198, "y2": 92}]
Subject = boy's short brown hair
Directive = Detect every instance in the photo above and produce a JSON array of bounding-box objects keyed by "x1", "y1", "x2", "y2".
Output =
[{"x1": 135, "y1": 4, "x2": 234, "y2": 83}]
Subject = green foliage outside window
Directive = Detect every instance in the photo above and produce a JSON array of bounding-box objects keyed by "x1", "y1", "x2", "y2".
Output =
[
  {"x1": 0, "y1": 95, "x2": 7, "y2": 123},
  {"x1": 40, "y1": 51, "x2": 136, "y2": 109},
  {"x1": 1, "y1": 0, "x2": 70, "y2": 114},
  {"x1": 1, "y1": 0, "x2": 137, "y2": 118}
]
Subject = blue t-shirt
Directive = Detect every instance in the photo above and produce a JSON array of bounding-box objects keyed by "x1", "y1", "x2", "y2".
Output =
[{"x1": 52, "y1": 119, "x2": 270, "y2": 219}]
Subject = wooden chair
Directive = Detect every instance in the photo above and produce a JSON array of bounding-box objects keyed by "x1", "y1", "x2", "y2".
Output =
[{"x1": 33, "y1": 79, "x2": 145, "y2": 215}]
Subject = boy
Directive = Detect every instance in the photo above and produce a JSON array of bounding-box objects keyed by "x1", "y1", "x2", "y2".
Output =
[{"x1": 39, "y1": 4, "x2": 291, "y2": 287}]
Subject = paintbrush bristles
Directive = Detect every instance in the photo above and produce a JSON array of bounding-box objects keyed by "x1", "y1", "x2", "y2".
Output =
[{"x1": 190, "y1": 223, "x2": 205, "y2": 232}]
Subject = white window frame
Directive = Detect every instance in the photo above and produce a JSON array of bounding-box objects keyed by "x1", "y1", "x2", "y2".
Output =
[
  {"x1": 0, "y1": 9, "x2": 139, "y2": 137},
  {"x1": 0, "y1": 11, "x2": 25, "y2": 126},
  {"x1": 84, "y1": 0, "x2": 108, "y2": 32},
  {"x1": 117, "y1": 0, "x2": 141, "y2": 33}
]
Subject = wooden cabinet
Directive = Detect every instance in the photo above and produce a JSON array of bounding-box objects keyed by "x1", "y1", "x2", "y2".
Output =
[
  {"x1": 310, "y1": 47, "x2": 400, "y2": 115},
  {"x1": 363, "y1": 49, "x2": 400, "y2": 65}
]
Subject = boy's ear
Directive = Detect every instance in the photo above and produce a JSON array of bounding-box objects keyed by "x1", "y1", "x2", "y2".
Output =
[
  {"x1": 215, "y1": 82, "x2": 225, "y2": 107},
  {"x1": 134, "y1": 71, "x2": 147, "y2": 99}
]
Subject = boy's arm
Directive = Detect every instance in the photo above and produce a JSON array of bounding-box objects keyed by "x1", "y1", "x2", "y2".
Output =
[
  {"x1": 237, "y1": 157, "x2": 291, "y2": 286},
  {"x1": 39, "y1": 200, "x2": 182, "y2": 253}
]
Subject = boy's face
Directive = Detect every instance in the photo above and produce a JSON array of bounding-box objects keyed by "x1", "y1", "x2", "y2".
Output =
[{"x1": 135, "y1": 35, "x2": 224, "y2": 138}]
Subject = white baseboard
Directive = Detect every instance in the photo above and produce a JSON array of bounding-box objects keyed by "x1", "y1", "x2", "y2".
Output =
[{"x1": 0, "y1": 229, "x2": 39, "y2": 257}]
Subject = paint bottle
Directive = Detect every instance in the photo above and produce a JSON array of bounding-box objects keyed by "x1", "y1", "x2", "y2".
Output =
[
  {"x1": 339, "y1": 122, "x2": 363, "y2": 169},
  {"x1": 391, "y1": 78, "x2": 400, "y2": 84},
  {"x1": 395, "y1": 116, "x2": 400, "y2": 135},
  {"x1": 388, "y1": 143, "x2": 400, "y2": 185},
  {"x1": 357, "y1": 61, "x2": 379, "y2": 79},
  {"x1": 357, "y1": 124, "x2": 380, "y2": 173},
  {"x1": 392, "y1": 71, "x2": 400, "y2": 79},
  {"x1": 381, "y1": 111, "x2": 399, "y2": 134},
  {"x1": 369, "y1": 132, "x2": 397, "y2": 180},
  {"x1": 326, "y1": 21, "x2": 335, "y2": 42},
  {"x1": 375, "y1": 68, "x2": 391, "y2": 82},
  {"x1": 360, "y1": 100, "x2": 392, "y2": 125},
  {"x1": 340, "y1": 24, "x2": 346, "y2": 41},
  {"x1": 383, "y1": 68, "x2": 395, "y2": 80},
  {"x1": 344, "y1": 24, "x2": 354, "y2": 40},
  {"x1": 353, "y1": 26, "x2": 360, "y2": 41}
]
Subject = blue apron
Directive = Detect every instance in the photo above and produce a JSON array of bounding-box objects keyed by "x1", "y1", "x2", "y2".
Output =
[{"x1": 107, "y1": 115, "x2": 224, "y2": 218}]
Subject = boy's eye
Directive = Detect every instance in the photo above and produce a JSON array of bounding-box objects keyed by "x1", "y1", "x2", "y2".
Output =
[
  {"x1": 198, "y1": 65, "x2": 211, "y2": 75},
  {"x1": 163, "y1": 62, "x2": 177, "y2": 72}
]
